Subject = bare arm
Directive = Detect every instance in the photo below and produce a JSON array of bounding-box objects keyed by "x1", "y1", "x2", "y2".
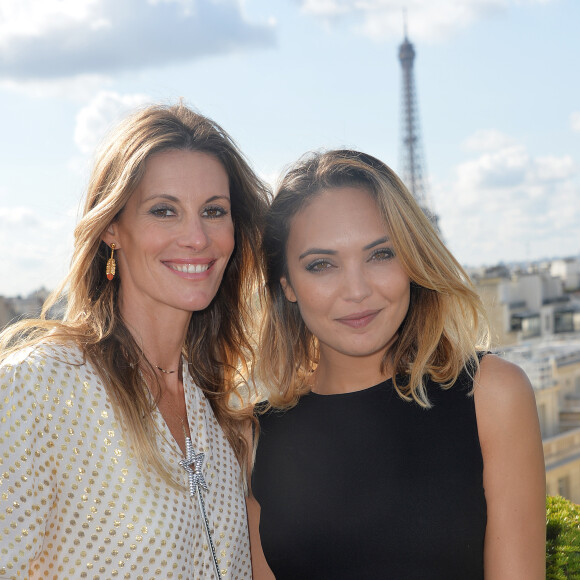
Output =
[
  {"x1": 243, "y1": 418, "x2": 276, "y2": 580},
  {"x1": 246, "y1": 494, "x2": 276, "y2": 580},
  {"x1": 474, "y1": 355, "x2": 546, "y2": 579}
]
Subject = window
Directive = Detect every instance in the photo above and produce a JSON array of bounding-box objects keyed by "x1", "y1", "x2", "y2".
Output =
[
  {"x1": 555, "y1": 311, "x2": 574, "y2": 333},
  {"x1": 558, "y1": 476, "x2": 570, "y2": 499}
]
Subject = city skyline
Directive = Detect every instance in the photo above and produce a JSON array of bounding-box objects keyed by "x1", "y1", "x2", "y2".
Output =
[{"x1": 0, "y1": 0, "x2": 578, "y2": 296}]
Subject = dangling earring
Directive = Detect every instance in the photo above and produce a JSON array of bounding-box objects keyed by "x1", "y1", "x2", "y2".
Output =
[{"x1": 106, "y1": 243, "x2": 116, "y2": 281}]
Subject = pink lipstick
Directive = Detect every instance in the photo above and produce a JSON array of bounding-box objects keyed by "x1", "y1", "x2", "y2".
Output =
[{"x1": 336, "y1": 310, "x2": 380, "y2": 329}]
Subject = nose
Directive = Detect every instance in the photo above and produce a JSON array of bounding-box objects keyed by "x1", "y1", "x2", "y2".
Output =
[
  {"x1": 178, "y1": 215, "x2": 210, "y2": 251},
  {"x1": 342, "y1": 265, "x2": 371, "y2": 303}
]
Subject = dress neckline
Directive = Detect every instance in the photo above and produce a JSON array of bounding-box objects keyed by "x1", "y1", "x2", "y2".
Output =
[{"x1": 308, "y1": 376, "x2": 393, "y2": 398}]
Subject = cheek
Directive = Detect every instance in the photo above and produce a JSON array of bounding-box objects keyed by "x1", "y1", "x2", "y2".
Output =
[
  {"x1": 225, "y1": 234, "x2": 235, "y2": 257},
  {"x1": 376, "y1": 271, "x2": 411, "y2": 315},
  {"x1": 380, "y1": 267, "x2": 410, "y2": 297},
  {"x1": 294, "y1": 285, "x2": 332, "y2": 326},
  {"x1": 399, "y1": 277, "x2": 411, "y2": 301},
  {"x1": 295, "y1": 302, "x2": 325, "y2": 339},
  {"x1": 395, "y1": 280, "x2": 411, "y2": 318},
  {"x1": 217, "y1": 223, "x2": 235, "y2": 256}
]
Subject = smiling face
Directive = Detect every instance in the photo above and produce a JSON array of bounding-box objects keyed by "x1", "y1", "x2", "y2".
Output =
[
  {"x1": 103, "y1": 149, "x2": 235, "y2": 319},
  {"x1": 281, "y1": 186, "x2": 411, "y2": 370}
]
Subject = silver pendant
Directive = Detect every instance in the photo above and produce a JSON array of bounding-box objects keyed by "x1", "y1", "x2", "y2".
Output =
[{"x1": 180, "y1": 437, "x2": 221, "y2": 578}]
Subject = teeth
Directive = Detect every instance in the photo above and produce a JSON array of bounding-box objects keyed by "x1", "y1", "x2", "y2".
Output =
[{"x1": 171, "y1": 263, "x2": 210, "y2": 274}]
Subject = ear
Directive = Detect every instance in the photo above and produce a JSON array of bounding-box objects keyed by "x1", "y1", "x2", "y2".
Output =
[
  {"x1": 280, "y1": 276, "x2": 297, "y2": 303},
  {"x1": 101, "y1": 223, "x2": 120, "y2": 249}
]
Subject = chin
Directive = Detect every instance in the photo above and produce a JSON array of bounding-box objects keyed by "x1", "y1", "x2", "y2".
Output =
[
  {"x1": 185, "y1": 297, "x2": 217, "y2": 313},
  {"x1": 335, "y1": 345, "x2": 385, "y2": 359}
]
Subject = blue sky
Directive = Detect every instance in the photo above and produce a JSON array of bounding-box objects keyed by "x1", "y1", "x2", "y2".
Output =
[{"x1": 0, "y1": 0, "x2": 578, "y2": 296}]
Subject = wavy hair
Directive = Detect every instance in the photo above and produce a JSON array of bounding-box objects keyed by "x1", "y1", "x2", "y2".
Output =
[
  {"x1": 257, "y1": 149, "x2": 489, "y2": 409},
  {"x1": 0, "y1": 102, "x2": 269, "y2": 483}
]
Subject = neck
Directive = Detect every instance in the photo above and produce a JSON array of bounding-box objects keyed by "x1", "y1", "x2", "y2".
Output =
[
  {"x1": 118, "y1": 294, "x2": 191, "y2": 384},
  {"x1": 313, "y1": 349, "x2": 392, "y2": 395}
]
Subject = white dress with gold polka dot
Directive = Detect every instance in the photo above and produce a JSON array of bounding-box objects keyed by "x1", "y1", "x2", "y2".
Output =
[{"x1": 0, "y1": 343, "x2": 252, "y2": 579}]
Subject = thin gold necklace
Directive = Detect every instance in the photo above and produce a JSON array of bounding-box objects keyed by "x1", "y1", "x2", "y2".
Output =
[
  {"x1": 138, "y1": 347, "x2": 180, "y2": 375},
  {"x1": 177, "y1": 413, "x2": 190, "y2": 439},
  {"x1": 155, "y1": 363, "x2": 177, "y2": 374}
]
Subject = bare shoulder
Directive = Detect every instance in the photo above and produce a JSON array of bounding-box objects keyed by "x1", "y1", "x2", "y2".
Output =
[
  {"x1": 474, "y1": 355, "x2": 541, "y2": 458},
  {"x1": 474, "y1": 353, "x2": 535, "y2": 407},
  {"x1": 473, "y1": 354, "x2": 539, "y2": 448}
]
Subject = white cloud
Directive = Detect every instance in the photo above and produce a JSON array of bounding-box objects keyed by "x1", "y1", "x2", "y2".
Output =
[
  {"x1": 0, "y1": 0, "x2": 275, "y2": 81},
  {"x1": 433, "y1": 134, "x2": 579, "y2": 266},
  {"x1": 0, "y1": 74, "x2": 112, "y2": 100},
  {"x1": 0, "y1": 206, "x2": 75, "y2": 296},
  {"x1": 295, "y1": 0, "x2": 552, "y2": 42},
  {"x1": 74, "y1": 91, "x2": 152, "y2": 154},
  {"x1": 0, "y1": 0, "x2": 100, "y2": 40},
  {"x1": 463, "y1": 129, "x2": 516, "y2": 152},
  {"x1": 300, "y1": 0, "x2": 352, "y2": 17},
  {"x1": 455, "y1": 145, "x2": 530, "y2": 191},
  {"x1": 0, "y1": 206, "x2": 42, "y2": 228},
  {"x1": 571, "y1": 111, "x2": 580, "y2": 132},
  {"x1": 532, "y1": 155, "x2": 575, "y2": 183}
]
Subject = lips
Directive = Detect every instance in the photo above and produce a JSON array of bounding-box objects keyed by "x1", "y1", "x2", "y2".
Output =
[{"x1": 336, "y1": 310, "x2": 380, "y2": 329}]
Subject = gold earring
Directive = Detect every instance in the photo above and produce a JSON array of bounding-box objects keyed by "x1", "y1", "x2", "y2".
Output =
[{"x1": 106, "y1": 243, "x2": 116, "y2": 280}]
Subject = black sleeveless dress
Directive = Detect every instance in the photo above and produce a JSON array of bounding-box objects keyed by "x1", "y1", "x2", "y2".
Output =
[{"x1": 252, "y1": 368, "x2": 486, "y2": 579}]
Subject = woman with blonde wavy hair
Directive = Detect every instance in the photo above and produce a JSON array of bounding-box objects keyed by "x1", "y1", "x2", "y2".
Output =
[
  {"x1": 248, "y1": 150, "x2": 545, "y2": 579},
  {"x1": 0, "y1": 102, "x2": 268, "y2": 579}
]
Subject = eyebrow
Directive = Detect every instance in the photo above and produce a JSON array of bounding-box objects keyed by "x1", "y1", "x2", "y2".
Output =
[
  {"x1": 299, "y1": 248, "x2": 336, "y2": 260},
  {"x1": 363, "y1": 236, "x2": 390, "y2": 250},
  {"x1": 298, "y1": 237, "x2": 390, "y2": 260},
  {"x1": 142, "y1": 193, "x2": 231, "y2": 204}
]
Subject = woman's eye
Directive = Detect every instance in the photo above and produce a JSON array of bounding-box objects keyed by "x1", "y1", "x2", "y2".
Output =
[
  {"x1": 202, "y1": 205, "x2": 228, "y2": 219},
  {"x1": 305, "y1": 259, "x2": 333, "y2": 273},
  {"x1": 370, "y1": 248, "x2": 395, "y2": 261},
  {"x1": 150, "y1": 205, "x2": 176, "y2": 218}
]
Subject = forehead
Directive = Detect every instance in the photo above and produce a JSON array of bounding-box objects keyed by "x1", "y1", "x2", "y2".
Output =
[
  {"x1": 137, "y1": 149, "x2": 229, "y2": 194},
  {"x1": 288, "y1": 186, "x2": 388, "y2": 248}
]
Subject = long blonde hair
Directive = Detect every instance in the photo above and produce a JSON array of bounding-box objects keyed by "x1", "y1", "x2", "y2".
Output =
[
  {"x1": 257, "y1": 149, "x2": 489, "y2": 409},
  {"x1": 0, "y1": 103, "x2": 269, "y2": 482}
]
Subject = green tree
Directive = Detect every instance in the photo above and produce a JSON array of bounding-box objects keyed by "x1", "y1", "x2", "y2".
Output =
[{"x1": 547, "y1": 495, "x2": 580, "y2": 579}]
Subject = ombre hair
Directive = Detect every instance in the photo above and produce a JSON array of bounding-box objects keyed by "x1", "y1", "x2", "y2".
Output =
[
  {"x1": 257, "y1": 149, "x2": 489, "y2": 409},
  {"x1": 0, "y1": 102, "x2": 269, "y2": 483}
]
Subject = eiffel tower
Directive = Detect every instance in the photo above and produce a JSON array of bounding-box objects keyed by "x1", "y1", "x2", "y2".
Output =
[{"x1": 398, "y1": 18, "x2": 439, "y2": 230}]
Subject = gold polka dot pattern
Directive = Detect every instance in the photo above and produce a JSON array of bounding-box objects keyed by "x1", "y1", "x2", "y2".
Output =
[{"x1": 0, "y1": 343, "x2": 251, "y2": 579}]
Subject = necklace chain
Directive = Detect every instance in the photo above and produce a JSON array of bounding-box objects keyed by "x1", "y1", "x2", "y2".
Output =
[
  {"x1": 137, "y1": 346, "x2": 180, "y2": 375},
  {"x1": 155, "y1": 364, "x2": 177, "y2": 374},
  {"x1": 177, "y1": 413, "x2": 189, "y2": 440}
]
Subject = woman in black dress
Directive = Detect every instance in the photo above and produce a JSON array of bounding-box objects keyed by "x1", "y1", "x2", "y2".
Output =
[{"x1": 248, "y1": 150, "x2": 545, "y2": 579}]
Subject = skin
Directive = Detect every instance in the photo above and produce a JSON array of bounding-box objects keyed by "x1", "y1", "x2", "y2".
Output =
[
  {"x1": 102, "y1": 149, "x2": 235, "y2": 451},
  {"x1": 281, "y1": 186, "x2": 411, "y2": 393},
  {"x1": 248, "y1": 185, "x2": 545, "y2": 579},
  {"x1": 474, "y1": 355, "x2": 546, "y2": 579}
]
